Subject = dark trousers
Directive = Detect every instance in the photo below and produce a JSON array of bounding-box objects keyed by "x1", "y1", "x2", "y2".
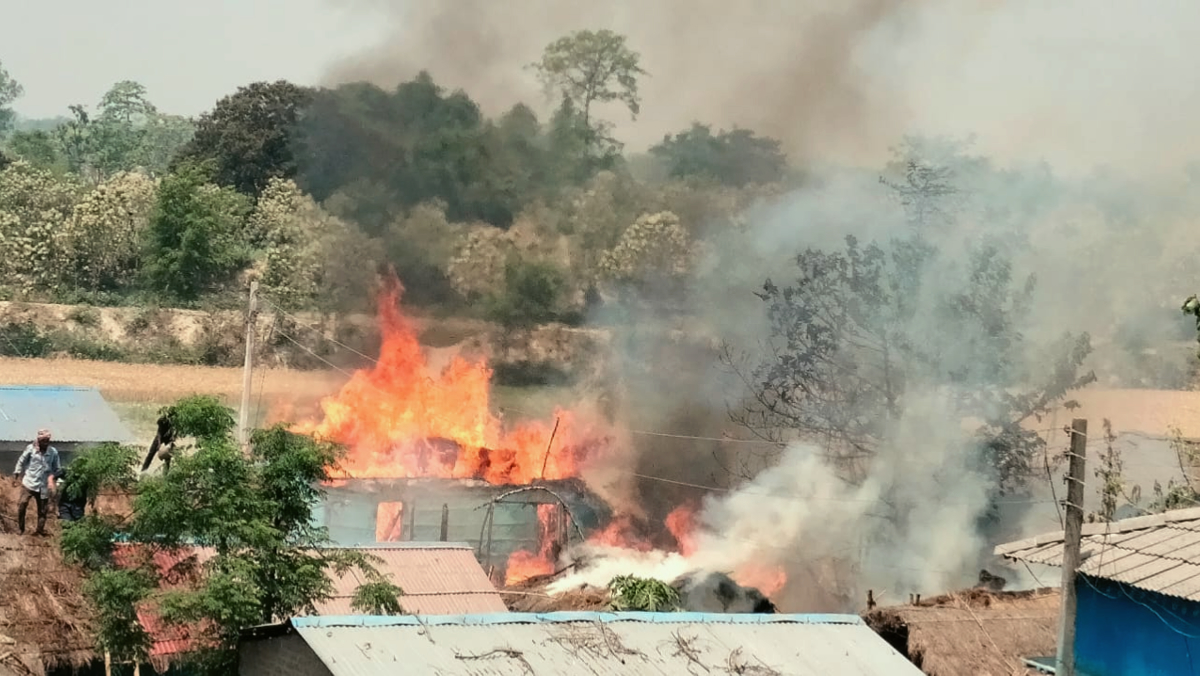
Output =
[{"x1": 17, "y1": 487, "x2": 47, "y2": 534}]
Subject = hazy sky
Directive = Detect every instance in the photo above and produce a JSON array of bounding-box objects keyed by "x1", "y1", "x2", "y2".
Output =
[
  {"x1": 3, "y1": 0, "x2": 384, "y2": 119},
  {"x1": 6, "y1": 0, "x2": 1200, "y2": 175}
]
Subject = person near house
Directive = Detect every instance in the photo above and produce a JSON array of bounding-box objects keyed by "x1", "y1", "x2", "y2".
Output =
[
  {"x1": 54, "y1": 465, "x2": 87, "y2": 524},
  {"x1": 12, "y1": 429, "x2": 60, "y2": 536}
]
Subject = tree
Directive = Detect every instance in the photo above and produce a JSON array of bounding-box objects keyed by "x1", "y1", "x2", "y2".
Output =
[
  {"x1": 61, "y1": 395, "x2": 403, "y2": 673},
  {"x1": 0, "y1": 160, "x2": 83, "y2": 294},
  {"x1": 0, "y1": 60, "x2": 23, "y2": 137},
  {"x1": 63, "y1": 170, "x2": 158, "y2": 291},
  {"x1": 651, "y1": 124, "x2": 788, "y2": 187},
  {"x1": 485, "y1": 259, "x2": 567, "y2": 328},
  {"x1": 298, "y1": 74, "x2": 530, "y2": 227},
  {"x1": 91, "y1": 81, "x2": 157, "y2": 176},
  {"x1": 729, "y1": 151, "x2": 1096, "y2": 499},
  {"x1": 530, "y1": 30, "x2": 646, "y2": 137},
  {"x1": 598, "y1": 211, "x2": 695, "y2": 303},
  {"x1": 141, "y1": 163, "x2": 251, "y2": 301},
  {"x1": 173, "y1": 81, "x2": 313, "y2": 197},
  {"x1": 5, "y1": 129, "x2": 66, "y2": 172}
]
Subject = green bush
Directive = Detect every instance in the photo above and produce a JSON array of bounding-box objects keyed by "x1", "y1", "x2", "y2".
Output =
[
  {"x1": 0, "y1": 320, "x2": 53, "y2": 357},
  {"x1": 485, "y1": 260, "x2": 567, "y2": 328},
  {"x1": 66, "y1": 306, "x2": 101, "y2": 327}
]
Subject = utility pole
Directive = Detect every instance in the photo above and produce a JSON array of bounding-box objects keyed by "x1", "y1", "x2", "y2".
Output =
[
  {"x1": 238, "y1": 280, "x2": 259, "y2": 447},
  {"x1": 1056, "y1": 418, "x2": 1087, "y2": 676}
]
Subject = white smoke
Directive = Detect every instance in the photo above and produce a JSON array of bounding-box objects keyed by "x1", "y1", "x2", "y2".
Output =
[{"x1": 552, "y1": 391, "x2": 990, "y2": 602}]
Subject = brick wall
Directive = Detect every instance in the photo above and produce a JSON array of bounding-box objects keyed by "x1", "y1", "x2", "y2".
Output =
[{"x1": 239, "y1": 634, "x2": 330, "y2": 676}]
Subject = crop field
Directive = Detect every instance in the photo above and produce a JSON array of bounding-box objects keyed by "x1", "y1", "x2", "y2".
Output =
[{"x1": 0, "y1": 356, "x2": 575, "y2": 444}]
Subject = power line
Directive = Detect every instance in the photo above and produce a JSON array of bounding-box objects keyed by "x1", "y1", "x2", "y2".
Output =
[{"x1": 258, "y1": 297, "x2": 379, "y2": 364}]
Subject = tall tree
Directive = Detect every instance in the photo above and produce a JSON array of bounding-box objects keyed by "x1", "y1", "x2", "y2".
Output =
[
  {"x1": 530, "y1": 29, "x2": 645, "y2": 161},
  {"x1": 530, "y1": 30, "x2": 646, "y2": 132},
  {"x1": 173, "y1": 81, "x2": 313, "y2": 197},
  {"x1": 0, "y1": 60, "x2": 23, "y2": 138},
  {"x1": 141, "y1": 163, "x2": 251, "y2": 301}
]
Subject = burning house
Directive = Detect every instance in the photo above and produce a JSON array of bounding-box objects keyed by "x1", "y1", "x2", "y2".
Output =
[
  {"x1": 316, "y1": 477, "x2": 611, "y2": 582},
  {"x1": 293, "y1": 278, "x2": 622, "y2": 585},
  {"x1": 293, "y1": 277, "x2": 787, "y2": 597}
]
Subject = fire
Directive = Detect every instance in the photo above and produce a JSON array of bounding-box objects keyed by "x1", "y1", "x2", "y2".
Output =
[
  {"x1": 295, "y1": 276, "x2": 600, "y2": 485},
  {"x1": 733, "y1": 563, "x2": 788, "y2": 597},
  {"x1": 665, "y1": 504, "x2": 698, "y2": 556},
  {"x1": 505, "y1": 504, "x2": 559, "y2": 585}
]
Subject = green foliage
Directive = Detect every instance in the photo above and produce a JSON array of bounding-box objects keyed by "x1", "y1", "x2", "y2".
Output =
[
  {"x1": 486, "y1": 260, "x2": 567, "y2": 328},
  {"x1": 0, "y1": 319, "x2": 53, "y2": 357},
  {"x1": 174, "y1": 80, "x2": 312, "y2": 197},
  {"x1": 0, "y1": 60, "x2": 23, "y2": 137},
  {"x1": 298, "y1": 74, "x2": 552, "y2": 228},
  {"x1": 66, "y1": 442, "x2": 139, "y2": 503},
  {"x1": 159, "y1": 395, "x2": 235, "y2": 442},
  {"x1": 63, "y1": 170, "x2": 158, "y2": 291},
  {"x1": 142, "y1": 163, "x2": 251, "y2": 301},
  {"x1": 85, "y1": 567, "x2": 156, "y2": 662},
  {"x1": 651, "y1": 124, "x2": 788, "y2": 187},
  {"x1": 531, "y1": 30, "x2": 645, "y2": 134},
  {"x1": 350, "y1": 579, "x2": 406, "y2": 615},
  {"x1": 64, "y1": 396, "x2": 396, "y2": 671},
  {"x1": 607, "y1": 575, "x2": 680, "y2": 612}
]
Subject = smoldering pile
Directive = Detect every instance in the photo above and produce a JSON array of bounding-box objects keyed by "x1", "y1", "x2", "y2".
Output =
[{"x1": 504, "y1": 567, "x2": 777, "y2": 614}]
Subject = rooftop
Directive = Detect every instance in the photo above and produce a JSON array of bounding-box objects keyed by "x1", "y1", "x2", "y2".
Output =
[
  {"x1": 863, "y1": 587, "x2": 1060, "y2": 676},
  {"x1": 117, "y1": 542, "x2": 507, "y2": 666},
  {"x1": 244, "y1": 612, "x2": 926, "y2": 675},
  {"x1": 995, "y1": 506, "x2": 1200, "y2": 601},
  {"x1": 0, "y1": 385, "x2": 135, "y2": 444}
]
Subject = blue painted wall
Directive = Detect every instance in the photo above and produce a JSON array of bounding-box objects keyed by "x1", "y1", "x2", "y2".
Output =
[{"x1": 1075, "y1": 574, "x2": 1200, "y2": 676}]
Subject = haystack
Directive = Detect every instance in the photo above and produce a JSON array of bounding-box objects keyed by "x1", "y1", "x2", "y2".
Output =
[
  {"x1": 501, "y1": 571, "x2": 610, "y2": 613},
  {"x1": 864, "y1": 587, "x2": 1059, "y2": 676},
  {"x1": 0, "y1": 485, "x2": 95, "y2": 676}
]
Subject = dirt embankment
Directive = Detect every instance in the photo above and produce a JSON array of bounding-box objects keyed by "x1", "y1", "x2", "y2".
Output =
[{"x1": 0, "y1": 300, "x2": 611, "y2": 379}]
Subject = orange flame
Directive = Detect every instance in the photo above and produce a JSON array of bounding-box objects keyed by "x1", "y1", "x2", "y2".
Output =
[
  {"x1": 295, "y1": 276, "x2": 599, "y2": 485},
  {"x1": 665, "y1": 504, "x2": 698, "y2": 556},
  {"x1": 505, "y1": 504, "x2": 559, "y2": 585}
]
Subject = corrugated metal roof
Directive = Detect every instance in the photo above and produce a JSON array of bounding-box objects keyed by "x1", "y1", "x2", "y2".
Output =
[
  {"x1": 277, "y1": 613, "x2": 924, "y2": 675},
  {"x1": 995, "y1": 506, "x2": 1200, "y2": 600},
  {"x1": 0, "y1": 386, "x2": 134, "y2": 443},
  {"x1": 305, "y1": 544, "x2": 508, "y2": 615}
]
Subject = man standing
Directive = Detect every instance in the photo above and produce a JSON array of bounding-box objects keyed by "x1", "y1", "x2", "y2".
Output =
[{"x1": 12, "y1": 429, "x2": 60, "y2": 536}]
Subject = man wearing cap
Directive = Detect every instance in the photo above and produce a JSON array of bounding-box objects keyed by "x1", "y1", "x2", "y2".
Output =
[{"x1": 12, "y1": 429, "x2": 60, "y2": 536}]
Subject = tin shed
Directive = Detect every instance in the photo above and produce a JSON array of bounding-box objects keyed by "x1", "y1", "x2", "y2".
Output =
[{"x1": 0, "y1": 385, "x2": 135, "y2": 469}]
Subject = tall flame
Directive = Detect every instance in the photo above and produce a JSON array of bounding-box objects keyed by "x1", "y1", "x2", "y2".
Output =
[{"x1": 294, "y1": 276, "x2": 592, "y2": 485}]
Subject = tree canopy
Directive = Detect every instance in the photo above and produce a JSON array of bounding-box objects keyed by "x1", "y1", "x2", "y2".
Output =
[{"x1": 61, "y1": 395, "x2": 403, "y2": 673}]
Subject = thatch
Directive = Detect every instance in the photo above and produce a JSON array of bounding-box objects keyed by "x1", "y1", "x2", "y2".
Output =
[
  {"x1": 500, "y1": 570, "x2": 611, "y2": 613},
  {"x1": 0, "y1": 486, "x2": 95, "y2": 676},
  {"x1": 863, "y1": 587, "x2": 1060, "y2": 676}
]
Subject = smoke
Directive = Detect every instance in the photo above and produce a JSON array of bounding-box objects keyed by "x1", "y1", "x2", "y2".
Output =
[
  {"x1": 317, "y1": 0, "x2": 1200, "y2": 608},
  {"x1": 324, "y1": 0, "x2": 1200, "y2": 173},
  {"x1": 322, "y1": 0, "x2": 923, "y2": 164},
  {"x1": 556, "y1": 394, "x2": 991, "y2": 607}
]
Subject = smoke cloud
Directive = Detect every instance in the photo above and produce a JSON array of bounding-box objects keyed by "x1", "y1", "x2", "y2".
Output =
[
  {"x1": 324, "y1": 0, "x2": 1200, "y2": 173},
  {"x1": 320, "y1": 0, "x2": 1200, "y2": 607}
]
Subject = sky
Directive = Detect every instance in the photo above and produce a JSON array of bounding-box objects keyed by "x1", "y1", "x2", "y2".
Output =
[
  {"x1": 2, "y1": 0, "x2": 384, "y2": 120},
  {"x1": 5, "y1": 0, "x2": 1200, "y2": 175}
]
